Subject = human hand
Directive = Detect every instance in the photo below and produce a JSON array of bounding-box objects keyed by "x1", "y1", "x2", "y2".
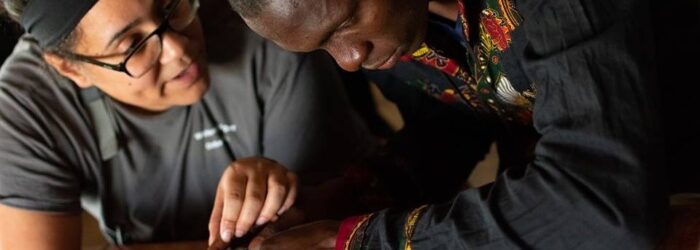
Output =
[
  {"x1": 208, "y1": 208, "x2": 306, "y2": 250},
  {"x1": 254, "y1": 220, "x2": 340, "y2": 250},
  {"x1": 245, "y1": 207, "x2": 306, "y2": 249},
  {"x1": 207, "y1": 157, "x2": 298, "y2": 246}
]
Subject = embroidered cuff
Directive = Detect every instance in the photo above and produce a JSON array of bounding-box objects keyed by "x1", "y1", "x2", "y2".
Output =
[
  {"x1": 403, "y1": 205, "x2": 429, "y2": 250},
  {"x1": 336, "y1": 214, "x2": 373, "y2": 250}
]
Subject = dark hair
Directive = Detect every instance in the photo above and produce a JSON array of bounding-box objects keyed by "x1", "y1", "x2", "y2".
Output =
[
  {"x1": 1, "y1": 0, "x2": 81, "y2": 52},
  {"x1": 228, "y1": 0, "x2": 269, "y2": 18},
  {"x1": 0, "y1": 0, "x2": 26, "y2": 23}
]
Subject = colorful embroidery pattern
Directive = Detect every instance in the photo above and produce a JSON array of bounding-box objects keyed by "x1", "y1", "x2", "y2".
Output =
[
  {"x1": 497, "y1": 0, "x2": 521, "y2": 30},
  {"x1": 481, "y1": 9, "x2": 513, "y2": 51},
  {"x1": 407, "y1": 0, "x2": 536, "y2": 123},
  {"x1": 402, "y1": 44, "x2": 483, "y2": 109},
  {"x1": 340, "y1": 2, "x2": 539, "y2": 248}
]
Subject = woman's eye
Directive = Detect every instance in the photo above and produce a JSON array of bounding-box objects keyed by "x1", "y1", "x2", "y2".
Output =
[
  {"x1": 115, "y1": 40, "x2": 133, "y2": 54},
  {"x1": 114, "y1": 38, "x2": 136, "y2": 56}
]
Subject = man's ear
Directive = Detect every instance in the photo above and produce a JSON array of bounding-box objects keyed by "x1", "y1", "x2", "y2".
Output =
[{"x1": 43, "y1": 53, "x2": 93, "y2": 88}]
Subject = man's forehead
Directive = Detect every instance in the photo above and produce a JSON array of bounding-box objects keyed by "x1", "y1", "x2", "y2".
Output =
[
  {"x1": 255, "y1": 0, "x2": 336, "y2": 36},
  {"x1": 265, "y1": 0, "x2": 334, "y2": 20}
]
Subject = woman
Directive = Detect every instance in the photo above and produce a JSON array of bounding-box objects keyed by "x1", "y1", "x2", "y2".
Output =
[{"x1": 0, "y1": 0, "x2": 372, "y2": 248}]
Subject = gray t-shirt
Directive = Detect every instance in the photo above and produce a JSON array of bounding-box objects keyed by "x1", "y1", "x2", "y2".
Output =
[{"x1": 0, "y1": 12, "x2": 372, "y2": 243}]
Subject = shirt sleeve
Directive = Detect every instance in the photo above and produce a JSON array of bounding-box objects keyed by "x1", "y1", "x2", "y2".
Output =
[
  {"x1": 0, "y1": 39, "x2": 91, "y2": 213},
  {"x1": 256, "y1": 43, "x2": 376, "y2": 185},
  {"x1": 341, "y1": 0, "x2": 667, "y2": 249}
]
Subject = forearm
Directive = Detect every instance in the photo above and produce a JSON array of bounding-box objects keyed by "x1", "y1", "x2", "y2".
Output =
[
  {"x1": 339, "y1": 0, "x2": 667, "y2": 247},
  {"x1": 339, "y1": 147, "x2": 666, "y2": 249},
  {"x1": 0, "y1": 204, "x2": 82, "y2": 250}
]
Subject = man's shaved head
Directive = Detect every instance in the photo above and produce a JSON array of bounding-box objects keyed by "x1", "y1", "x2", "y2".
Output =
[
  {"x1": 227, "y1": 0, "x2": 269, "y2": 18},
  {"x1": 230, "y1": 0, "x2": 430, "y2": 72}
]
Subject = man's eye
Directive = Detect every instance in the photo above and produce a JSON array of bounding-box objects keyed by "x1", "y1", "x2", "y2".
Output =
[{"x1": 337, "y1": 19, "x2": 352, "y2": 31}]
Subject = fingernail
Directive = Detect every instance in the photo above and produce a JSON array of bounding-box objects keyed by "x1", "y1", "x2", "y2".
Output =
[
  {"x1": 277, "y1": 207, "x2": 287, "y2": 215},
  {"x1": 256, "y1": 216, "x2": 268, "y2": 226},
  {"x1": 221, "y1": 230, "x2": 233, "y2": 242},
  {"x1": 235, "y1": 229, "x2": 245, "y2": 238}
]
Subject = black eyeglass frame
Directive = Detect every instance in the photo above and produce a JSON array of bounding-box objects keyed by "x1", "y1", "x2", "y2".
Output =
[{"x1": 58, "y1": 0, "x2": 186, "y2": 78}]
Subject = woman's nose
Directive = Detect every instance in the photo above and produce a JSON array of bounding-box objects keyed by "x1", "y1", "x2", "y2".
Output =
[{"x1": 159, "y1": 30, "x2": 189, "y2": 64}]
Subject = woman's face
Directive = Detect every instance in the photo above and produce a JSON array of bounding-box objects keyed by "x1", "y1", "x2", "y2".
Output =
[{"x1": 49, "y1": 0, "x2": 209, "y2": 112}]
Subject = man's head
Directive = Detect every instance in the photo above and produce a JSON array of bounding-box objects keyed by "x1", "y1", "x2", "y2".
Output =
[{"x1": 230, "y1": 0, "x2": 430, "y2": 72}]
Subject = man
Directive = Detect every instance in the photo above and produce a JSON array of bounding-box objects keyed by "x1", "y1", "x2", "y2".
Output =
[{"x1": 224, "y1": 0, "x2": 667, "y2": 249}]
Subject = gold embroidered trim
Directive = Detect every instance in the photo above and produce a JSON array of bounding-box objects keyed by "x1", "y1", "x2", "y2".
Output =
[
  {"x1": 404, "y1": 205, "x2": 429, "y2": 250},
  {"x1": 344, "y1": 214, "x2": 373, "y2": 250}
]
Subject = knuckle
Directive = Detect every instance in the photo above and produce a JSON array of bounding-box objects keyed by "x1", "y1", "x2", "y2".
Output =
[
  {"x1": 248, "y1": 192, "x2": 265, "y2": 202},
  {"x1": 222, "y1": 165, "x2": 235, "y2": 174},
  {"x1": 221, "y1": 219, "x2": 237, "y2": 228},
  {"x1": 226, "y1": 162, "x2": 244, "y2": 174},
  {"x1": 232, "y1": 161, "x2": 255, "y2": 173},
  {"x1": 231, "y1": 162, "x2": 245, "y2": 172},
  {"x1": 225, "y1": 192, "x2": 244, "y2": 202},
  {"x1": 269, "y1": 176, "x2": 287, "y2": 187}
]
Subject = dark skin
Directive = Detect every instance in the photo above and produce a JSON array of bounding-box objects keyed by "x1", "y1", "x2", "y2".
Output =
[
  {"x1": 236, "y1": 0, "x2": 460, "y2": 249},
  {"x1": 208, "y1": 221, "x2": 338, "y2": 250},
  {"x1": 242, "y1": 0, "x2": 432, "y2": 72}
]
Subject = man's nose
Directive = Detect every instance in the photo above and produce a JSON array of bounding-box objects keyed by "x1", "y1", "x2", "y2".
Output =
[{"x1": 325, "y1": 39, "x2": 370, "y2": 72}]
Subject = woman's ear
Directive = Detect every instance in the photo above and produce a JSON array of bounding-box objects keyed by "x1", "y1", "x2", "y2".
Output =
[{"x1": 43, "y1": 53, "x2": 93, "y2": 88}]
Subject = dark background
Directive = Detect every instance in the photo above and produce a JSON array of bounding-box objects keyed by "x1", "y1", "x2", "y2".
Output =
[
  {"x1": 1, "y1": 15, "x2": 20, "y2": 65},
  {"x1": 653, "y1": 0, "x2": 700, "y2": 192},
  {"x1": 1, "y1": 2, "x2": 698, "y2": 191}
]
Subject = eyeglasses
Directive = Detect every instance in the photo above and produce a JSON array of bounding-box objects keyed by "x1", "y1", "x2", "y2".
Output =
[{"x1": 60, "y1": 0, "x2": 200, "y2": 78}]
